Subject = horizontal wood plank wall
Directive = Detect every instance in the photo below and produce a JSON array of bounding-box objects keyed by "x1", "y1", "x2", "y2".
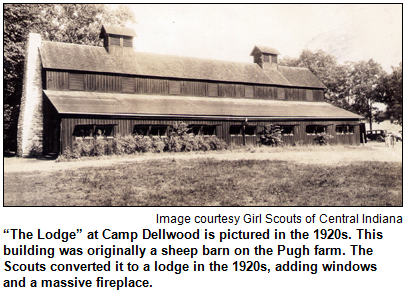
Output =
[
  {"x1": 46, "y1": 70, "x2": 325, "y2": 102},
  {"x1": 60, "y1": 116, "x2": 360, "y2": 152}
]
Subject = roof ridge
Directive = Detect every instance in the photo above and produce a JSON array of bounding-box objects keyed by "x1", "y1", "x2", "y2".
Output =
[
  {"x1": 279, "y1": 65, "x2": 310, "y2": 70},
  {"x1": 41, "y1": 40, "x2": 104, "y2": 49},
  {"x1": 134, "y1": 50, "x2": 259, "y2": 67}
]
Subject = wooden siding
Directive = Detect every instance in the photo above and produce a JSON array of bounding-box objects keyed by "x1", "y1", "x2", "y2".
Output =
[
  {"x1": 57, "y1": 116, "x2": 360, "y2": 153},
  {"x1": 136, "y1": 77, "x2": 169, "y2": 94},
  {"x1": 45, "y1": 70, "x2": 325, "y2": 102},
  {"x1": 47, "y1": 71, "x2": 69, "y2": 90}
]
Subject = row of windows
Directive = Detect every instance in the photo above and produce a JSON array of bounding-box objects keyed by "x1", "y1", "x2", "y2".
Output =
[
  {"x1": 73, "y1": 125, "x2": 115, "y2": 139},
  {"x1": 67, "y1": 73, "x2": 293, "y2": 100},
  {"x1": 72, "y1": 124, "x2": 356, "y2": 138}
]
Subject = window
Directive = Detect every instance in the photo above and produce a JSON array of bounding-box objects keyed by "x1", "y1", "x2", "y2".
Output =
[
  {"x1": 306, "y1": 125, "x2": 327, "y2": 135},
  {"x1": 245, "y1": 86, "x2": 254, "y2": 98},
  {"x1": 169, "y1": 81, "x2": 181, "y2": 95},
  {"x1": 202, "y1": 126, "x2": 216, "y2": 136},
  {"x1": 133, "y1": 125, "x2": 150, "y2": 136},
  {"x1": 73, "y1": 125, "x2": 93, "y2": 139},
  {"x1": 271, "y1": 55, "x2": 277, "y2": 63},
  {"x1": 208, "y1": 83, "x2": 219, "y2": 97},
  {"x1": 230, "y1": 125, "x2": 243, "y2": 136},
  {"x1": 189, "y1": 126, "x2": 201, "y2": 136},
  {"x1": 122, "y1": 77, "x2": 134, "y2": 93},
  {"x1": 188, "y1": 125, "x2": 216, "y2": 136},
  {"x1": 263, "y1": 54, "x2": 269, "y2": 62},
  {"x1": 281, "y1": 125, "x2": 295, "y2": 136},
  {"x1": 73, "y1": 124, "x2": 116, "y2": 139},
  {"x1": 95, "y1": 125, "x2": 115, "y2": 138},
  {"x1": 245, "y1": 125, "x2": 256, "y2": 136},
  {"x1": 336, "y1": 125, "x2": 355, "y2": 134},
  {"x1": 69, "y1": 73, "x2": 84, "y2": 91},
  {"x1": 133, "y1": 125, "x2": 168, "y2": 137},
  {"x1": 150, "y1": 126, "x2": 168, "y2": 137}
]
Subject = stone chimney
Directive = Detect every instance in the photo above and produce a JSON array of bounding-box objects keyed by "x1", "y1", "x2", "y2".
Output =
[
  {"x1": 250, "y1": 45, "x2": 281, "y2": 70},
  {"x1": 100, "y1": 25, "x2": 137, "y2": 56},
  {"x1": 17, "y1": 33, "x2": 43, "y2": 157}
]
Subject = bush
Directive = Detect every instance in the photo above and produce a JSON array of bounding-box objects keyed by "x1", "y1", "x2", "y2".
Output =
[
  {"x1": 73, "y1": 140, "x2": 93, "y2": 157},
  {"x1": 134, "y1": 136, "x2": 153, "y2": 152},
  {"x1": 152, "y1": 137, "x2": 165, "y2": 153},
  {"x1": 205, "y1": 136, "x2": 227, "y2": 150},
  {"x1": 94, "y1": 138, "x2": 107, "y2": 156},
  {"x1": 314, "y1": 132, "x2": 334, "y2": 145},
  {"x1": 258, "y1": 124, "x2": 283, "y2": 146},
  {"x1": 112, "y1": 134, "x2": 125, "y2": 155},
  {"x1": 195, "y1": 136, "x2": 211, "y2": 151}
]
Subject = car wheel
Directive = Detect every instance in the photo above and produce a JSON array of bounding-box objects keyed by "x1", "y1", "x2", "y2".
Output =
[{"x1": 376, "y1": 136, "x2": 384, "y2": 142}]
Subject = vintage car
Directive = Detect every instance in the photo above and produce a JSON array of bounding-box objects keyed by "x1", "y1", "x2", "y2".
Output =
[{"x1": 366, "y1": 130, "x2": 387, "y2": 142}]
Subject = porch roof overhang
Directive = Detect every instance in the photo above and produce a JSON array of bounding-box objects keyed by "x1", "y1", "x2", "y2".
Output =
[{"x1": 44, "y1": 90, "x2": 363, "y2": 120}]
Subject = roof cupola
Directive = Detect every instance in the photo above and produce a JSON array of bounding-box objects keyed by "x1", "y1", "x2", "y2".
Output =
[
  {"x1": 250, "y1": 46, "x2": 280, "y2": 70},
  {"x1": 100, "y1": 25, "x2": 136, "y2": 55}
]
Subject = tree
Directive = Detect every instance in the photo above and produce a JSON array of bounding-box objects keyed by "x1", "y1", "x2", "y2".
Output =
[
  {"x1": 4, "y1": 4, "x2": 136, "y2": 151},
  {"x1": 374, "y1": 62, "x2": 402, "y2": 126},
  {"x1": 281, "y1": 50, "x2": 388, "y2": 130},
  {"x1": 348, "y1": 59, "x2": 385, "y2": 130},
  {"x1": 280, "y1": 49, "x2": 353, "y2": 110}
]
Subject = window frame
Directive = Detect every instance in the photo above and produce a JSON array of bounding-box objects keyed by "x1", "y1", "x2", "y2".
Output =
[
  {"x1": 244, "y1": 125, "x2": 257, "y2": 136},
  {"x1": 281, "y1": 125, "x2": 295, "y2": 136},
  {"x1": 187, "y1": 125, "x2": 217, "y2": 136},
  {"x1": 95, "y1": 125, "x2": 115, "y2": 138},
  {"x1": 306, "y1": 125, "x2": 328, "y2": 136},
  {"x1": 72, "y1": 124, "x2": 94, "y2": 140},
  {"x1": 149, "y1": 125, "x2": 168, "y2": 137},
  {"x1": 230, "y1": 125, "x2": 243, "y2": 136},
  {"x1": 336, "y1": 125, "x2": 355, "y2": 135}
]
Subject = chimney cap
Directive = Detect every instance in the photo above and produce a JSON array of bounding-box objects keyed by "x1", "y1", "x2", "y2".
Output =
[
  {"x1": 250, "y1": 45, "x2": 280, "y2": 56},
  {"x1": 100, "y1": 25, "x2": 137, "y2": 38}
]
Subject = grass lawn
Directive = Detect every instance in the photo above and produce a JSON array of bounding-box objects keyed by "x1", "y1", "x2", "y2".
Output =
[{"x1": 4, "y1": 157, "x2": 402, "y2": 206}]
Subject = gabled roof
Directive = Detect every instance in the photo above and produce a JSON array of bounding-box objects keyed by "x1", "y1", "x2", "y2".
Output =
[
  {"x1": 99, "y1": 25, "x2": 137, "y2": 38},
  {"x1": 250, "y1": 45, "x2": 281, "y2": 56},
  {"x1": 40, "y1": 41, "x2": 325, "y2": 89},
  {"x1": 44, "y1": 90, "x2": 362, "y2": 119}
]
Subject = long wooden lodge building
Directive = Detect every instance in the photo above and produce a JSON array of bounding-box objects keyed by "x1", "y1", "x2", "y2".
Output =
[{"x1": 17, "y1": 25, "x2": 363, "y2": 156}]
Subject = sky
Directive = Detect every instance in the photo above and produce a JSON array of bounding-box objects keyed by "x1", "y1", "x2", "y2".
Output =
[{"x1": 118, "y1": 4, "x2": 402, "y2": 73}]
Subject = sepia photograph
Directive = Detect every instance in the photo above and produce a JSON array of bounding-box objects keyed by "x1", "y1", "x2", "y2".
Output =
[{"x1": 3, "y1": 4, "x2": 402, "y2": 207}]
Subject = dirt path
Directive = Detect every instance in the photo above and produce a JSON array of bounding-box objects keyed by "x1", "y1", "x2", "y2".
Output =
[{"x1": 4, "y1": 143, "x2": 402, "y2": 174}]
